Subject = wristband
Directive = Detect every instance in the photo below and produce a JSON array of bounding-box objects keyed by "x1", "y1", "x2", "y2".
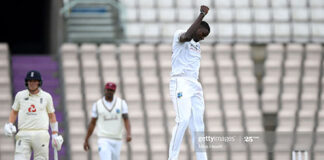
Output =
[
  {"x1": 50, "y1": 122, "x2": 58, "y2": 133},
  {"x1": 200, "y1": 11, "x2": 206, "y2": 16}
]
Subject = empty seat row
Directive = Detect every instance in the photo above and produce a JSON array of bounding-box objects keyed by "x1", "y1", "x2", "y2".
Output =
[
  {"x1": 120, "y1": 0, "x2": 324, "y2": 8},
  {"x1": 125, "y1": 22, "x2": 324, "y2": 43},
  {"x1": 126, "y1": 8, "x2": 324, "y2": 23}
]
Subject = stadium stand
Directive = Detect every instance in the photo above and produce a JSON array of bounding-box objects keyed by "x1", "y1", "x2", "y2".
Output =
[
  {"x1": 1, "y1": 43, "x2": 322, "y2": 160},
  {"x1": 0, "y1": 43, "x2": 14, "y2": 160},
  {"x1": 61, "y1": 44, "x2": 87, "y2": 160},
  {"x1": 58, "y1": 1, "x2": 324, "y2": 159},
  {"x1": 116, "y1": 0, "x2": 324, "y2": 43},
  {"x1": 1, "y1": 0, "x2": 323, "y2": 160},
  {"x1": 57, "y1": 41, "x2": 322, "y2": 160},
  {"x1": 61, "y1": 0, "x2": 124, "y2": 43},
  {"x1": 138, "y1": 44, "x2": 168, "y2": 160}
]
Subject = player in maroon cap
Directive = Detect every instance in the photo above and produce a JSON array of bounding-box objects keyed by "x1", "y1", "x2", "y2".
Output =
[{"x1": 83, "y1": 82, "x2": 131, "y2": 160}]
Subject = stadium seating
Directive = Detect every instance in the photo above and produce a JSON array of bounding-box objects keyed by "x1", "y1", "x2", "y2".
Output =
[
  {"x1": 0, "y1": 43, "x2": 14, "y2": 160},
  {"x1": 61, "y1": 44, "x2": 89, "y2": 160},
  {"x1": 57, "y1": 41, "x2": 323, "y2": 160},
  {"x1": 1, "y1": 43, "x2": 321, "y2": 160},
  {"x1": 119, "y1": 0, "x2": 324, "y2": 43},
  {"x1": 315, "y1": 110, "x2": 324, "y2": 160},
  {"x1": 2, "y1": 0, "x2": 322, "y2": 159}
]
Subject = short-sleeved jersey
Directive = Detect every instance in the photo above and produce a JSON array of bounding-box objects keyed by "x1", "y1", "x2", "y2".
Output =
[
  {"x1": 171, "y1": 30, "x2": 201, "y2": 80},
  {"x1": 12, "y1": 89, "x2": 55, "y2": 130}
]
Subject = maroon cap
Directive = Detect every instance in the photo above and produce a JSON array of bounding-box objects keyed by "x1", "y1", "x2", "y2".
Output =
[{"x1": 105, "y1": 82, "x2": 117, "y2": 91}]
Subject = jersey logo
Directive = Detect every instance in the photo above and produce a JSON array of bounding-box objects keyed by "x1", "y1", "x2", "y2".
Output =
[
  {"x1": 28, "y1": 104, "x2": 37, "y2": 112},
  {"x1": 104, "y1": 115, "x2": 118, "y2": 121},
  {"x1": 177, "y1": 92, "x2": 183, "y2": 98},
  {"x1": 116, "y1": 109, "x2": 120, "y2": 114},
  {"x1": 189, "y1": 43, "x2": 200, "y2": 52}
]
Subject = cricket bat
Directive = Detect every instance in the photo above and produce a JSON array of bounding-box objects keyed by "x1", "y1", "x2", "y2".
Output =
[{"x1": 54, "y1": 148, "x2": 58, "y2": 160}]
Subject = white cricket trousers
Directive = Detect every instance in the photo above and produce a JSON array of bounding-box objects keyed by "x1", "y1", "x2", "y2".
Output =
[
  {"x1": 14, "y1": 130, "x2": 50, "y2": 160},
  {"x1": 97, "y1": 138, "x2": 122, "y2": 160},
  {"x1": 168, "y1": 77, "x2": 207, "y2": 160}
]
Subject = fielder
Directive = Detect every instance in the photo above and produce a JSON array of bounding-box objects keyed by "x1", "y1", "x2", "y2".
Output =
[
  {"x1": 3, "y1": 70, "x2": 64, "y2": 160},
  {"x1": 168, "y1": 5, "x2": 210, "y2": 160},
  {"x1": 83, "y1": 82, "x2": 132, "y2": 160}
]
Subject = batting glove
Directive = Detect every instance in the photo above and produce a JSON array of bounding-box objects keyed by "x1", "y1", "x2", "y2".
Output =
[
  {"x1": 52, "y1": 134, "x2": 64, "y2": 151},
  {"x1": 4, "y1": 123, "x2": 16, "y2": 137}
]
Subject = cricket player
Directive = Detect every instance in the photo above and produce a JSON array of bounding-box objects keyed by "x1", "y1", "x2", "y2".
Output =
[
  {"x1": 3, "y1": 70, "x2": 64, "y2": 160},
  {"x1": 168, "y1": 5, "x2": 210, "y2": 160},
  {"x1": 83, "y1": 82, "x2": 131, "y2": 160}
]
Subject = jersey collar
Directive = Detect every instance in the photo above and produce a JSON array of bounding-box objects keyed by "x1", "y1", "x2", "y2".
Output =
[
  {"x1": 101, "y1": 96, "x2": 117, "y2": 112},
  {"x1": 190, "y1": 39, "x2": 199, "y2": 45},
  {"x1": 28, "y1": 88, "x2": 42, "y2": 96}
]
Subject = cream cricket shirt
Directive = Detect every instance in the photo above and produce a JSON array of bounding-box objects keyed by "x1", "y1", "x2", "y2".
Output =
[
  {"x1": 92, "y1": 96, "x2": 128, "y2": 140},
  {"x1": 171, "y1": 30, "x2": 201, "y2": 80},
  {"x1": 12, "y1": 89, "x2": 55, "y2": 130}
]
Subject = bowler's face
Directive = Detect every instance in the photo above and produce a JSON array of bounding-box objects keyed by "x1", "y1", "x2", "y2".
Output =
[
  {"x1": 196, "y1": 28, "x2": 209, "y2": 41},
  {"x1": 193, "y1": 28, "x2": 209, "y2": 42}
]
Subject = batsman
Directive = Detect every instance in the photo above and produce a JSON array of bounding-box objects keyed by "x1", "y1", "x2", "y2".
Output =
[{"x1": 3, "y1": 70, "x2": 64, "y2": 160}]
